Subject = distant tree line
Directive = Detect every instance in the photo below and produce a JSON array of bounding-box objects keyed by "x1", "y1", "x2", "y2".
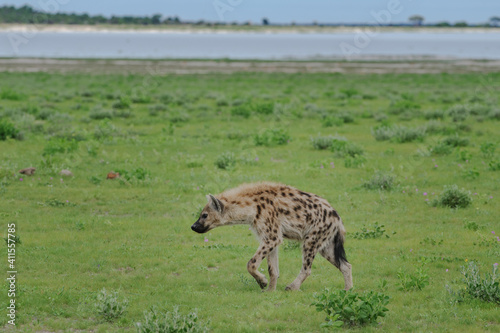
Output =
[
  {"x1": 0, "y1": 5, "x2": 499, "y2": 27},
  {"x1": 0, "y1": 5, "x2": 181, "y2": 25}
]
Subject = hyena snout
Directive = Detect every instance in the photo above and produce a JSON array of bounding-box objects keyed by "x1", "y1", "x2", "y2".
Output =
[{"x1": 191, "y1": 220, "x2": 209, "y2": 233}]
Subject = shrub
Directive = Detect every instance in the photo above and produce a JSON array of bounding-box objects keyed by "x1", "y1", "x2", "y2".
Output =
[
  {"x1": 252, "y1": 102, "x2": 274, "y2": 115},
  {"x1": 397, "y1": 264, "x2": 429, "y2": 291},
  {"x1": 374, "y1": 113, "x2": 388, "y2": 122},
  {"x1": 448, "y1": 104, "x2": 470, "y2": 122},
  {"x1": 344, "y1": 155, "x2": 366, "y2": 168},
  {"x1": 432, "y1": 185, "x2": 472, "y2": 208},
  {"x1": 135, "y1": 305, "x2": 209, "y2": 333},
  {"x1": 342, "y1": 142, "x2": 365, "y2": 158},
  {"x1": 215, "y1": 152, "x2": 236, "y2": 170},
  {"x1": 170, "y1": 112, "x2": 190, "y2": 124},
  {"x1": 372, "y1": 125, "x2": 394, "y2": 141},
  {"x1": 322, "y1": 116, "x2": 344, "y2": 127},
  {"x1": 112, "y1": 96, "x2": 131, "y2": 109},
  {"x1": 95, "y1": 288, "x2": 128, "y2": 322},
  {"x1": 115, "y1": 167, "x2": 151, "y2": 181},
  {"x1": 391, "y1": 126, "x2": 426, "y2": 143},
  {"x1": 0, "y1": 88, "x2": 26, "y2": 101},
  {"x1": 448, "y1": 262, "x2": 500, "y2": 305},
  {"x1": 93, "y1": 120, "x2": 119, "y2": 141},
  {"x1": 311, "y1": 136, "x2": 336, "y2": 150},
  {"x1": 480, "y1": 142, "x2": 497, "y2": 158},
  {"x1": 388, "y1": 99, "x2": 420, "y2": 115},
  {"x1": 424, "y1": 120, "x2": 451, "y2": 134},
  {"x1": 89, "y1": 108, "x2": 114, "y2": 120},
  {"x1": 337, "y1": 112, "x2": 355, "y2": 124},
  {"x1": 0, "y1": 119, "x2": 21, "y2": 140},
  {"x1": 489, "y1": 160, "x2": 500, "y2": 171},
  {"x1": 231, "y1": 105, "x2": 251, "y2": 118},
  {"x1": 443, "y1": 134, "x2": 469, "y2": 147},
  {"x1": 488, "y1": 109, "x2": 500, "y2": 120},
  {"x1": 131, "y1": 93, "x2": 152, "y2": 104},
  {"x1": 429, "y1": 141, "x2": 453, "y2": 156},
  {"x1": 148, "y1": 104, "x2": 167, "y2": 116},
  {"x1": 363, "y1": 172, "x2": 395, "y2": 191},
  {"x1": 424, "y1": 109, "x2": 445, "y2": 120},
  {"x1": 43, "y1": 138, "x2": 79, "y2": 156},
  {"x1": 254, "y1": 128, "x2": 290, "y2": 146},
  {"x1": 352, "y1": 222, "x2": 392, "y2": 239},
  {"x1": 312, "y1": 289, "x2": 389, "y2": 328}
]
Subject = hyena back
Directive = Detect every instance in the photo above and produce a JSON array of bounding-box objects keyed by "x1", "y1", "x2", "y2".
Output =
[{"x1": 191, "y1": 182, "x2": 352, "y2": 291}]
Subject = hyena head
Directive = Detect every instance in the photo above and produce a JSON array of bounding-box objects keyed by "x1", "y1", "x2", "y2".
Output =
[{"x1": 191, "y1": 194, "x2": 226, "y2": 234}]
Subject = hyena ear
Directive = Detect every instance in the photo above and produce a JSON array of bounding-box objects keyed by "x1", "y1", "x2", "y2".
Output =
[{"x1": 206, "y1": 194, "x2": 224, "y2": 214}]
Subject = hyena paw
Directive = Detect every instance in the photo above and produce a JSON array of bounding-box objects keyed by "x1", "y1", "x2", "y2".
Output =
[
  {"x1": 258, "y1": 279, "x2": 268, "y2": 289},
  {"x1": 285, "y1": 284, "x2": 300, "y2": 291}
]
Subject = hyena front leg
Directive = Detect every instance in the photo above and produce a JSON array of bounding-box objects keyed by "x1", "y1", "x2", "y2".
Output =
[
  {"x1": 286, "y1": 238, "x2": 319, "y2": 291},
  {"x1": 247, "y1": 242, "x2": 277, "y2": 290},
  {"x1": 266, "y1": 247, "x2": 280, "y2": 292}
]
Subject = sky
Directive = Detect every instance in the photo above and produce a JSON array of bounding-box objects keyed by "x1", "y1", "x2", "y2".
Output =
[{"x1": 1, "y1": 0, "x2": 499, "y2": 24}]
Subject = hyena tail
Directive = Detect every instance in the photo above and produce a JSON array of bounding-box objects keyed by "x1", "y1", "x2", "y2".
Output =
[{"x1": 333, "y1": 221, "x2": 349, "y2": 268}]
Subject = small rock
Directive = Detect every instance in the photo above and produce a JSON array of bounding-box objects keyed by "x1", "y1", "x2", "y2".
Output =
[
  {"x1": 60, "y1": 169, "x2": 74, "y2": 177},
  {"x1": 19, "y1": 167, "x2": 36, "y2": 175}
]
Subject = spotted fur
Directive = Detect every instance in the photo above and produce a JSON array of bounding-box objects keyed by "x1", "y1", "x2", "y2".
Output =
[{"x1": 191, "y1": 182, "x2": 353, "y2": 291}]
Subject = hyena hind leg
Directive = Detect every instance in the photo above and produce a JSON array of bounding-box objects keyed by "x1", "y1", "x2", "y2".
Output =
[{"x1": 319, "y1": 238, "x2": 353, "y2": 290}]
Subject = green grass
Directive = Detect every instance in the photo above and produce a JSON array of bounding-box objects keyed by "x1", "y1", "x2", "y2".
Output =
[{"x1": 0, "y1": 71, "x2": 499, "y2": 332}]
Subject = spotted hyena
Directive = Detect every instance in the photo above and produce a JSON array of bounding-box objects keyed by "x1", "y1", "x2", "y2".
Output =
[{"x1": 191, "y1": 182, "x2": 352, "y2": 291}]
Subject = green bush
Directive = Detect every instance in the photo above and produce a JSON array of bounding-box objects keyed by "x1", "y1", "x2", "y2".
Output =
[
  {"x1": 322, "y1": 116, "x2": 344, "y2": 127},
  {"x1": 215, "y1": 152, "x2": 236, "y2": 170},
  {"x1": 311, "y1": 135, "x2": 336, "y2": 150},
  {"x1": 363, "y1": 172, "x2": 395, "y2": 191},
  {"x1": 312, "y1": 289, "x2": 389, "y2": 328},
  {"x1": 372, "y1": 125, "x2": 394, "y2": 141},
  {"x1": 448, "y1": 105, "x2": 470, "y2": 122},
  {"x1": 252, "y1": 102, "x2": 274, "y2": 115},
  {"x1": 488, "y1": 160, "x2": 500, "y2": 171},
  {"x1": 429, "y1": 141, "x2": 453, "y2": 156},
  {"x1": 115, "y1": 167, "x2": 151, "y2": 181},
  {"x1": 95, "y1": 288, "x2": 128, "y2": 322},
  {"x1": 432, "y1": 185, "x2": 472, "y2": 208},
  {"x1": 135, "y1": 305, "x2": 209, "y2": 333},
  {"x1": 443, "y1": 134, "x2": 469, "y2": 147},
  {"x1": 0, "y1": 119, "x2": 21, "y2": 140},
  {"x1": 392, "y1": 126, "x2": 426, "y2": 143},
  {"x1": 337, "y1": 112, "x2": 355, "y2": 124},
  {"x1": 43, "y1": 138, "x2": 79, "y2": 156},
  {"x1": 344, "y1": 155, "x2": 366, "y2": 168},
  {"x1": 352, "y1": 222, "x2": 392, "y2": 239},
  {"x1": 0, "y1": 88, "x2": 26, "y2": 101},
  {"x1": 397, "y1": 264, "x2": 429, "y2": 291},
  {"x1": 424, "y1": 109, "x2": 445, "y2": 120},
  {"x1": 254, "y1": 128, "x2": 290, "y2": 146},
  {"x1": 89, "y1": 108, "x2": 114, "y2": 120},
  {"x1": 448, "y1": 262, "x2": 500, "y2": 305},
  {"x1": 112, "y1": 96, "x2": 131, "y2": 109},
  {"x1": 480, "y1": 142, "x2": 497, "y2": 158},
  {"x1": 372, "y1": 125, "x2": 426, "y2": 143},
  {"x1": 231, "y1": 105, "x2": 251, "y2": 118},
  {"x1": 388, "y1": 99, "x2": 420, "y2": 115},
  {"x1": 488, "y1": 109, "x2": 500, "y2": 120}
]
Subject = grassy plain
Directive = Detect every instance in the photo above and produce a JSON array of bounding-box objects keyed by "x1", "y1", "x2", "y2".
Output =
[{"x1": 0, "y1": 70, "x2": 499, "y2": 332}]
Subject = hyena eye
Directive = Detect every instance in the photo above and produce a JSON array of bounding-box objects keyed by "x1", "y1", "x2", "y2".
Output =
[{"x1": 201, "y1": 213, "x2": 208, "y2": 219}]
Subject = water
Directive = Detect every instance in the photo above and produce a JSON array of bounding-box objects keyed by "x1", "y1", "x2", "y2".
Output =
[{"x1": 1, "y1": 30, "x2": 499, "y2": 60}]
